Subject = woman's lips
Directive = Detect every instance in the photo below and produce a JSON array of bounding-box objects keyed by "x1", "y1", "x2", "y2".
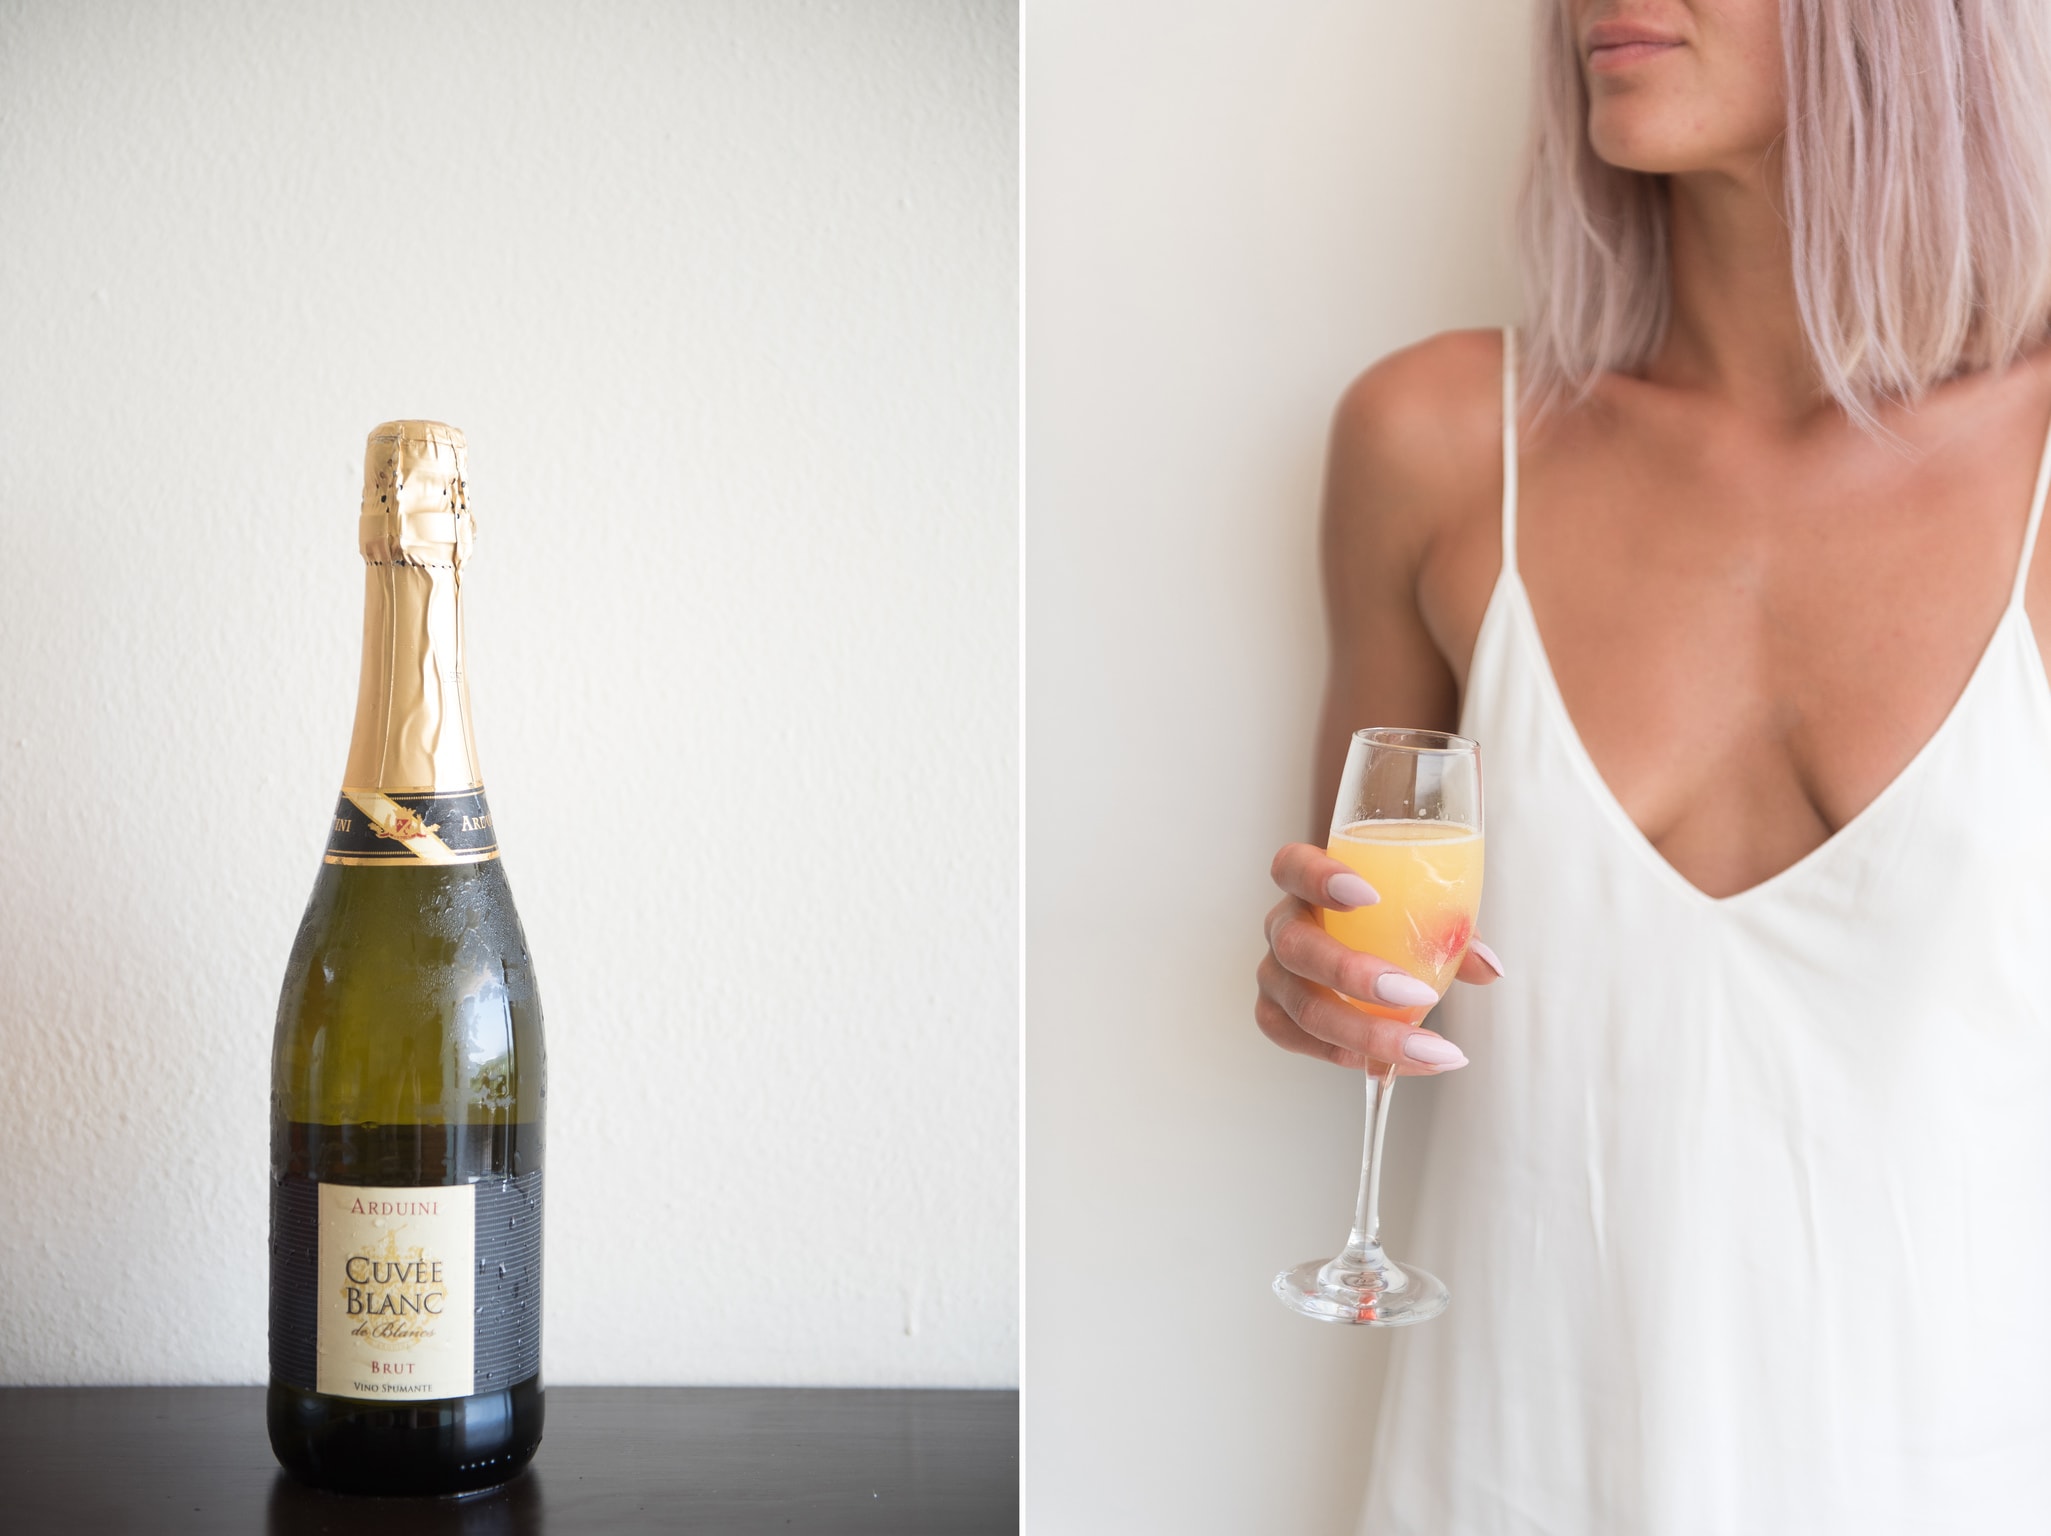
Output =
[{"x1": 1587, "y1": 39, "x2": 1683, "y2": 71}]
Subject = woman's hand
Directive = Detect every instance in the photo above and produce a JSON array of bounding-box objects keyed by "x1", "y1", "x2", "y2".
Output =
[{"x1": 1256, "y1": 842, "x2": 1502, "y2": 1074}]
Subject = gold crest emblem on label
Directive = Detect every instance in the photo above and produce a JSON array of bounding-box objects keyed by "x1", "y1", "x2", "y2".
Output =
[{"x1": 316, "y1": 1183, "x2": 476, "y2": 1401}]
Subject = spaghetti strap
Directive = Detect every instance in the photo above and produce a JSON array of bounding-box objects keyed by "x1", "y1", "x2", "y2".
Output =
[
  {"x1": 1501, "y1": 326, "x2": 1519, "y2": 578},
  {"x1": 2013, "y1": 391, "x2": 2051, "y2": 610}
]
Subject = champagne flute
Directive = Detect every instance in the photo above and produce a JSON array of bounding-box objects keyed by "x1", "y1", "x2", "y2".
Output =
[{"x1": 1274, "y1": 727, "x2": 1483, "y2": 1326}]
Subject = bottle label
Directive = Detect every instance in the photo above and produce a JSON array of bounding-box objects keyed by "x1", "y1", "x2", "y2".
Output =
[
  {"x1": 317, "y1": 1184, "x2": 475, "y2": 1399},
  {"x1": 270, "y1": 1171, "x2": 543, "y2": 1400},
  {"x1": 324, "y1": 787, "x2": 499, "y2": 866}
]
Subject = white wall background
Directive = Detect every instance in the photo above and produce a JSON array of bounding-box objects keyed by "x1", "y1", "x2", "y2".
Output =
[
  {"x1": 0, "y1": 0, "x2": 1016, "y2": 1389},
  {"x1": 1025, "y1": 2, "x2": 1526, "y2": 1529}
]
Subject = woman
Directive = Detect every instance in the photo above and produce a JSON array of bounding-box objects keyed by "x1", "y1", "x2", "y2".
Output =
[{"x1": 1256, "y1": 1, "x2": 2051, "y2": 1528}]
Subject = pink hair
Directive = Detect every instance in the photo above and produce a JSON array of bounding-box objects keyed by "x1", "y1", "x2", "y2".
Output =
[{"x1": 1517, "y1": 0, "x2": 2051, "y2": 420}]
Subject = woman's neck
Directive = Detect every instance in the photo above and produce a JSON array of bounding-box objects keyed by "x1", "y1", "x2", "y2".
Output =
[{"x1": 1650, "y1": 159, "x2": 1832, "y2": 429}]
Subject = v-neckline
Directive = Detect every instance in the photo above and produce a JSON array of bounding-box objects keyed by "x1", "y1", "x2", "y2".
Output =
[{"x1": 1485, "y1": 569, "x2": 2040, "y2": 912}]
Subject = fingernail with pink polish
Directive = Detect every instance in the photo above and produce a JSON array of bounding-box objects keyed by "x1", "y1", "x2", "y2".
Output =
[
  {"x1": 1326, "y1": 873, "x2": 1379, "y2": 908},
  {"x1": 1373, "y1": 972, "x2": 1440, "y2": 1009},
  {"x1": 1402, "y1": 1033, "x2": 1468, "y2": 1069},
  {"x1": 1469, "y1": 939, "x2": 1505, "y2": 978}
]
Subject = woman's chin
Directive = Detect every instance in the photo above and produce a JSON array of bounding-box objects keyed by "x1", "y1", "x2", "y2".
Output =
[
  {"x1": 1587, "y1": 111, "x2": 1778, "y2": 180},
  {"x1": 1588, "y1": 131, "x2": 1725, "y2": 178}
]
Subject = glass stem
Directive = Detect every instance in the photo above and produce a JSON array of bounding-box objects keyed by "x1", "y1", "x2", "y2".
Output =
[
  {"x1": 1358, "y1": 1061, "x2": 1397, "y2": 1245},
  {"x1": 1318, "y1": 1061, "x2": 1403, "y2": 1293}
]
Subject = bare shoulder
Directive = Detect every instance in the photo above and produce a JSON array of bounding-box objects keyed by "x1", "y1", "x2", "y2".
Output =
[
  {"x1": 1325, "y1": 328, "x2": 1506, "y2": 556},
  {"x1": 1316, "y1": 330, "x2": 1503, "y2": 749}
]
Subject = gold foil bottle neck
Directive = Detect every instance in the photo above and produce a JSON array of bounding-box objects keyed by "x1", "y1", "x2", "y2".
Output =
[
  {"x1": 359, "y1": 419, "x2": 474, "y2": 567},
  {"x1": 344, "y1": 419, "x2": 482, "y2": 793}
]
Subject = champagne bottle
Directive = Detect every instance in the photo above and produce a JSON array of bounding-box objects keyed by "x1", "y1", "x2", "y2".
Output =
[{"x1": 268, "y1": 421, "x2": 545, "y2": 1496}]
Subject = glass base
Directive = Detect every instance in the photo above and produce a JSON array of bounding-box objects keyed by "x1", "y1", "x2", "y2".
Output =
[{"x1": 1273, "y1": 1254, "x2": 1448, "y2": 1327}]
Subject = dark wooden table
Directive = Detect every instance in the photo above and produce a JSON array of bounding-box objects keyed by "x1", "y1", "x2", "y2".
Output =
[{"x1": 0, "y1": 1386, "x2": 1018, "y2": 1534}]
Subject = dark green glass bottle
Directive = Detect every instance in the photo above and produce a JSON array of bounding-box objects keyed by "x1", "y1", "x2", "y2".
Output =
[{"x1": 268, "y1": 422, "x2": 545, "y2": 1496}]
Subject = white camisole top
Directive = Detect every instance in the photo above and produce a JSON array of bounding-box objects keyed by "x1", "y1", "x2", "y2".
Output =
[{"x1": 1362, "y1": 330, "x2": 2051, "y2": 1534}]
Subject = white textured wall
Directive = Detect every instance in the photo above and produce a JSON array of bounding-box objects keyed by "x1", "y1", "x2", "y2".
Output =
[
  {"x1": 0, "y1": 0, "x2": 1016, "y2": 1388},
  {"x1": 1025, "y1": 1, "x2": 1525, "y2": 1528}
]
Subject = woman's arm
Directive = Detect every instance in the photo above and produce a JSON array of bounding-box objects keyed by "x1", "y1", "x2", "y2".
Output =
[
  {"x1": 1311, "y1": 345, "x2": 1470, "y2": 817},
  {"x1": 1257, "y1": 335, "x2": 1505, "y2": 1074}
]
